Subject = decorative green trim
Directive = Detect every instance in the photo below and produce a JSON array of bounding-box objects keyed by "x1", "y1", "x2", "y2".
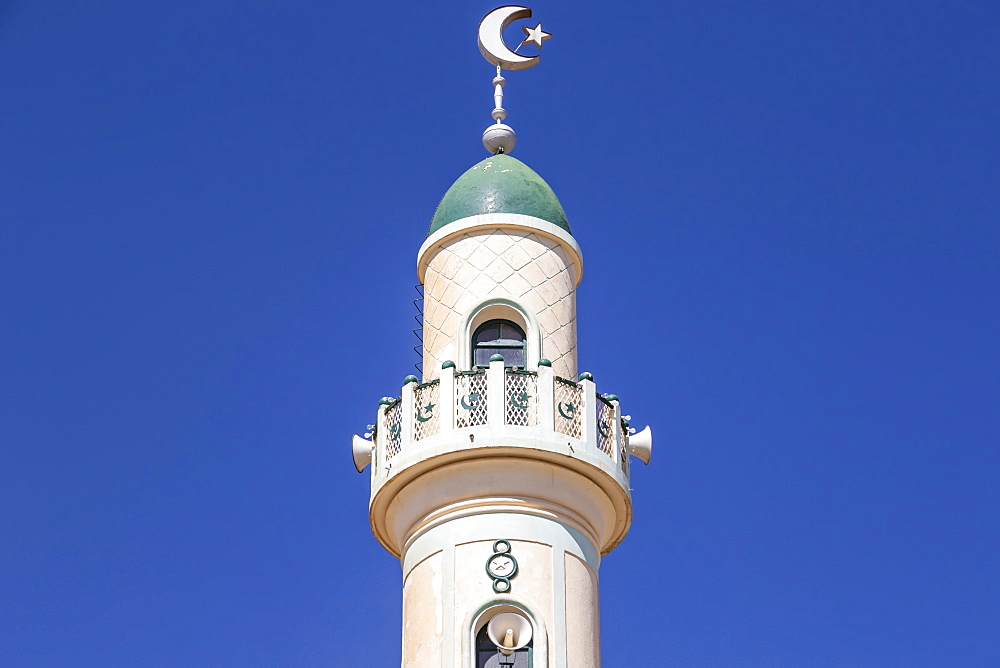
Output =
[
  {"x1": 441, "y1": 360, "x2": 456, "y2": 369},
  {"x1": 379, "y1": 396, "x2": 395, "y2": 406},
  {"x1": 403, "y1": 375, "x2": 419, "y2": 385},
  {"x1": 578, "y1": 372, "x2": 594, "y2": 382},
  {"x1": 554, "y1": 376, "x2": 579, "y2": 388},
  {"x1": 460, "y1": 392, "x2": 482, "y2": 410},
  {"x1": 537, "y1": 358, "x2": 552, "y2": 367},
  {"x1": 557, "y1": 402, "x2": 578, "y2": 420},
  {"x1": 417, "y1": 379, "x2": 440, "y2": 389},
  {"x1": 416, "y1": 401, "x2": 435, "y2": 422},
  {"x1": 489, "y1": 353, "x2": 505, "y2": 362},
  {"x1": 509, "y1": 391, "x2": 530, "y2": 410},
  {"x1": 603, "y1": 393, "x2": 619, "y2": 402}
]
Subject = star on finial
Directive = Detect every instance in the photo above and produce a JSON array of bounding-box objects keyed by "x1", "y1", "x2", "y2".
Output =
[{"x1": 520, "y1": 23, "x2": 552, "y2": 49}]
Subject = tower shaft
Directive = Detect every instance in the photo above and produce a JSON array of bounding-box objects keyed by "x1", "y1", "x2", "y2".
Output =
[{"x1": 355, "y1": 154, "x2": 651, "y2": 667}]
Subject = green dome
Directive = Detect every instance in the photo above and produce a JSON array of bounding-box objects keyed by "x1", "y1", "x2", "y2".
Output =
[{"x1": 428, "y1": 155, "x2": 570, "y2": 237}]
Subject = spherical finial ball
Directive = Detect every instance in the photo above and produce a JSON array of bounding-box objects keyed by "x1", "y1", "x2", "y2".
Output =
[{"x1": 482, "y1": 123, "x2": 516, "y2": 155}]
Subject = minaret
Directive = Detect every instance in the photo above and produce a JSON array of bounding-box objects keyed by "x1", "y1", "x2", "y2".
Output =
[{"x1": 352, "y1": 7, "x2": 652, "y2": 666}]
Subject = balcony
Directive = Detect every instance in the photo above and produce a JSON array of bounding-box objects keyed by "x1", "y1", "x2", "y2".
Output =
[{"x1": 368, "y1": 358, "x2": 635, "y2": 496}]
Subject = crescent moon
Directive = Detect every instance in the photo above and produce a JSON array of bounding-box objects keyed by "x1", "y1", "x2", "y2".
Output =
[
  {"x1": 478, "y1": 6, "x2": 538, "y2": 71},
  {"x1": 509, "y1": 391, "x2": 530, "y2": 410}
]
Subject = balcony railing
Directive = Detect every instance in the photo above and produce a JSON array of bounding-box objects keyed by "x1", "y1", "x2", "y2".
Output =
[{"x1": 375, "y1": 358, "x2": 629, "y2": 477}]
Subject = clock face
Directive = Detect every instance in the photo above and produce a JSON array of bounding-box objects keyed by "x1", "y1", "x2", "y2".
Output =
[{"x1": 488, "y1": 553, "x2": 516, "y2": 578}]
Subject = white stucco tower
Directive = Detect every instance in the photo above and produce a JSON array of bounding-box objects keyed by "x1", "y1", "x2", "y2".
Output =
[{"x1": 352, "y1": 153, "x2": 653, "y2": 667}]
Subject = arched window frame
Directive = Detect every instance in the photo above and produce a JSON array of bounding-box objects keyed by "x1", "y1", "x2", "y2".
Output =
[
  {"x1": 461, "y1": 300, "x2": 539, "y2": 372},
  {"x1": 466, "y1": 603, "x2": 545, "y2": 668}
]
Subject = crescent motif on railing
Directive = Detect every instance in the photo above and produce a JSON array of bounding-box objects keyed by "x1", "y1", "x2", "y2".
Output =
[
  {"x1": 416, "y1": 402, "x2": 435, "y2": 422},
  {"x1": 509, "y1": 391, "x2": 530, "y2": 410}
]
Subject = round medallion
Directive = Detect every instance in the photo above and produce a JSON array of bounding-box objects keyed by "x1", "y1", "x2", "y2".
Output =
[{"x1": 486, "y1": 539, "x2": 518, "y2": 593}]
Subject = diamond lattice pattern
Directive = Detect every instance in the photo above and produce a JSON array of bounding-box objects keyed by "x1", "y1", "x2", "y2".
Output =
[
  {"x1": 422, "y1": 230, "x2": 577, "y2": 379},
  {"x1": 596, "y1": 395, "x2": 615, "y2": 457},
  {"x1": 505, "y1": 371, "x2": 537, "y2": 427},
  {"x1": 384, "y1": 400, "x2": 402, "y2": 460},
  {"x1": 455, "y1": 371, "x2": 488, "y2": 428},
  {"x1": 553, "y1": 377, "x2": 583, "y2": 439},
  {"x1": 413, "y1": 382, "x2": 440, "y2": 441}
]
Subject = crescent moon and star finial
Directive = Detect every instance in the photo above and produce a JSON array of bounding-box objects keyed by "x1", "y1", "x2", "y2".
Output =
[{"x1": 476, "y1": 6, "x2": 553, "y2": 155}]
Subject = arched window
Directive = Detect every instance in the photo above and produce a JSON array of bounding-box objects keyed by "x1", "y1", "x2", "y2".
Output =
[{"x1": 473, "y1": 320, "x2": 526, "y2": 368}]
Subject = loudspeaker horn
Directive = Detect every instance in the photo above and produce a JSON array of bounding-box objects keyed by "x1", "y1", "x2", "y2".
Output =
[
  {"x1": 352, "y1": 434, "x2": 373, "y2": 472},
  {"x1": 486, "y1": 612, "x2": 533, "y2": 655},
  {"x1": 628, "y1": 425, "x2": 652, "y2": 465}
]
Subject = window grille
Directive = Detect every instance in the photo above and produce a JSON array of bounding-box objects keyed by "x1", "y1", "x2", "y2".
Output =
[
  {"x1": 553, "y1": 376, "x2": 583, "y2": 440},
  {"x1": 456, "y1": 370, "x2": 488, "y2": 428},
  {"x1": 413, "y1": 380, "x2": 440, "y2": 441}
]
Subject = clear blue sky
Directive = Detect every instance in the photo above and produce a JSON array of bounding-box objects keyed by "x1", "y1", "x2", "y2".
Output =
[{"x1": 1, "y1": 1, "x2": 998, "y2": 665}]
